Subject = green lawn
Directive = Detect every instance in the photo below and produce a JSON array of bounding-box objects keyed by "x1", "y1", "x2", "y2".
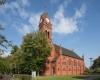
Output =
[
  {"x1": 35, "y1": 76, "x2": 83, "y2": 80},
  {"x1": 13, "y1": 74, "x2": 83, "y2": 80},
  {"x1": 13, "y1": 74, "x2": 100, "y2": 80}
]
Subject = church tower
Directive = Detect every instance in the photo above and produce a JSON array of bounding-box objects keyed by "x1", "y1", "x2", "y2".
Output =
[{"x1": 39, "y1": 12, "x2": 52, "y2": 44}]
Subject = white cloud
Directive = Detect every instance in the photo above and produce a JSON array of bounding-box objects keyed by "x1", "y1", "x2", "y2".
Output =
[
  {"x1": 21, "y1": 0, "x2": 29, "y2": 6},
  {"x1": 74, "y1": 4, "x2": 86, "y2": 19},
  {"x1": 50, "y1": 0, "x2": 71, "y2": 5},
  {"x1": 18, "y1": 12, "x2": 42, "y2": 35},
  {"x1": 19, "y1": 9, "x2": 29, "y2": 19},
  {"x1": 29, "y1": 13, "x2": 42, "y2": 31},
  {"x1": 0, "y1": 0, "x2": 86, "y2": 35},
  {"x1": 18, "y1": 25, "x2": 32, "y2": 35},
  {"x1": 52, "y1": 3, "x2": 86, "y2": 34},
  {"x1": 1, "y1": 51, "x2": 10, "y2": 57},
  {"x1": 0, "y1": 0, "x2": 41, "y2": 35}
]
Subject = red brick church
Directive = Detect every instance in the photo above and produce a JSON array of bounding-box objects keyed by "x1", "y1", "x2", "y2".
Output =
[{"x1": 39, "y1": 12, "x2": 85, "y2": 76}]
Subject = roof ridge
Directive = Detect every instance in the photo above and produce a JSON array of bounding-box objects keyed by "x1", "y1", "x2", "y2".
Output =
[{"x1": 53, "y1": 44, "x2": 83, "y2": 60}]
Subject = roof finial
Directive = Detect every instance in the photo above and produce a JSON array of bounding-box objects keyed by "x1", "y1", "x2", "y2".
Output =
[{"x1": 82, "y1": 54, "x2": 84, "y2": 60}]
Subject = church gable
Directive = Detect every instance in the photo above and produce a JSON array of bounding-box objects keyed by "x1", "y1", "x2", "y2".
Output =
[{"x1": 54, "y1": 44, "x2": 83, "y2": 60}]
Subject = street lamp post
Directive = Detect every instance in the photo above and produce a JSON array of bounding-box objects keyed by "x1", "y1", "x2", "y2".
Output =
[{"x1": 89, "y1": 58, "x2": 93, "y2": 69}]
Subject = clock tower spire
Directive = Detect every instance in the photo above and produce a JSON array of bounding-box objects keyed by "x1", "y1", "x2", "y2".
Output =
[{"x1": 39, "y1": 12, "x2": 52, "y2": 44}]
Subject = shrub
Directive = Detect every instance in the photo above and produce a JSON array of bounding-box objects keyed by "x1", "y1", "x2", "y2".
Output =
[
  {"x1": 13, "y1": 74, "x2": 32, "y2": 80},
  {"x1": 0, "y1": 58, "x2": 11, "y2": 74}
]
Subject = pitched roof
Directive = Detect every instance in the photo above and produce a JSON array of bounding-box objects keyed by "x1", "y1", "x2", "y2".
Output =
[{"x1": 54, "y1": 44, "x2": 83, "y2": 60}]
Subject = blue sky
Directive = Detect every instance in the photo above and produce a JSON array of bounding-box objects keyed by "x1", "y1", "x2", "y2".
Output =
[{"x1": 0, "y1": 0, "x2": 100, "y2": 67}]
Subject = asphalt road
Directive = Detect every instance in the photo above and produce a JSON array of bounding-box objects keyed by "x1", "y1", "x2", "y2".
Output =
[{"x1": 84, "y1": 75, "x2": 100, "y2": 80}]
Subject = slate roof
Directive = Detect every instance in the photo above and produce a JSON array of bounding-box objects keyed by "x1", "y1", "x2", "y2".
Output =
[{"x1": 54, "y1": 44, "x2": 83, "y2": 60}]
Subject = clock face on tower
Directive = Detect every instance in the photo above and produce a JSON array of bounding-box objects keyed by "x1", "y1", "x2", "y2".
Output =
[{"x1": 45, "y1": 18, "x2": 49, "y2": 23}]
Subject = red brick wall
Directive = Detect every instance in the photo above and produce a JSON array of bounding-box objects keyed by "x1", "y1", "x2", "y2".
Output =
[
  {"x1": 43, "y1": 46, "x2": 85, "y2": 76},
  {"x1": 55, "y1": 55, "x2": 84, "y2": 76}
]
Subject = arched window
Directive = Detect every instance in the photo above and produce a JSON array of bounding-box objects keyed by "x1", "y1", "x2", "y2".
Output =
[
  {"x1": 45, "y1": 30, "x2": 48, "y2": 37},
  {"x1": 45, "y1": 30, "x2": 50, "y2": 39},
  {"x1": 58, "y1": 68, "x2": 59, "y2": 71}
]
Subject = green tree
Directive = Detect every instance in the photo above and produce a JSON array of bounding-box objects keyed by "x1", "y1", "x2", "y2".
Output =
[
  {"x1": 0, "y1": 25, "x2": 12, "y2": 55},
  {"x1": 0, "y1": 1, "x2": 11, "y2": 54},
  {"x1": 10, "y1": 32, "x2": 50, "y2": 75},
  {"x1": 0, "y1": 57, "x2": 11, "y2": 74},
  {"x1": 21, "y1": 32, "x2": 50, "y2": 75},
  {"x1": 0, "y1": 0, "x2": 8, "y2": 51},
  {"x1": 91, "y1": 56, "x2": 100, "y2": 74},
  {"x1": 0, "y1": 0, "x2": 12, "y2": 75},
  {"x1": 10, "y1": 45, "x2": 19, "y2": 54},
  {"x1": 9, "y1": 49, "x2": 25, "y2": 74},
  {"x1": 92, "y1": 56, "x2": 100, "y2": 69},
  {"x1": 0, "y1": 25, "x2": 12, "y2": 76},
  {"x1": 0, "y1": 0, "x2": 6, "y2": 5}
]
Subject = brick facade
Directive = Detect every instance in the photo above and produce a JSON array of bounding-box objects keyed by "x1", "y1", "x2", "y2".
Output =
[{"x1": 39, "y1": 12, "x2": 85, "y2": 76}]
